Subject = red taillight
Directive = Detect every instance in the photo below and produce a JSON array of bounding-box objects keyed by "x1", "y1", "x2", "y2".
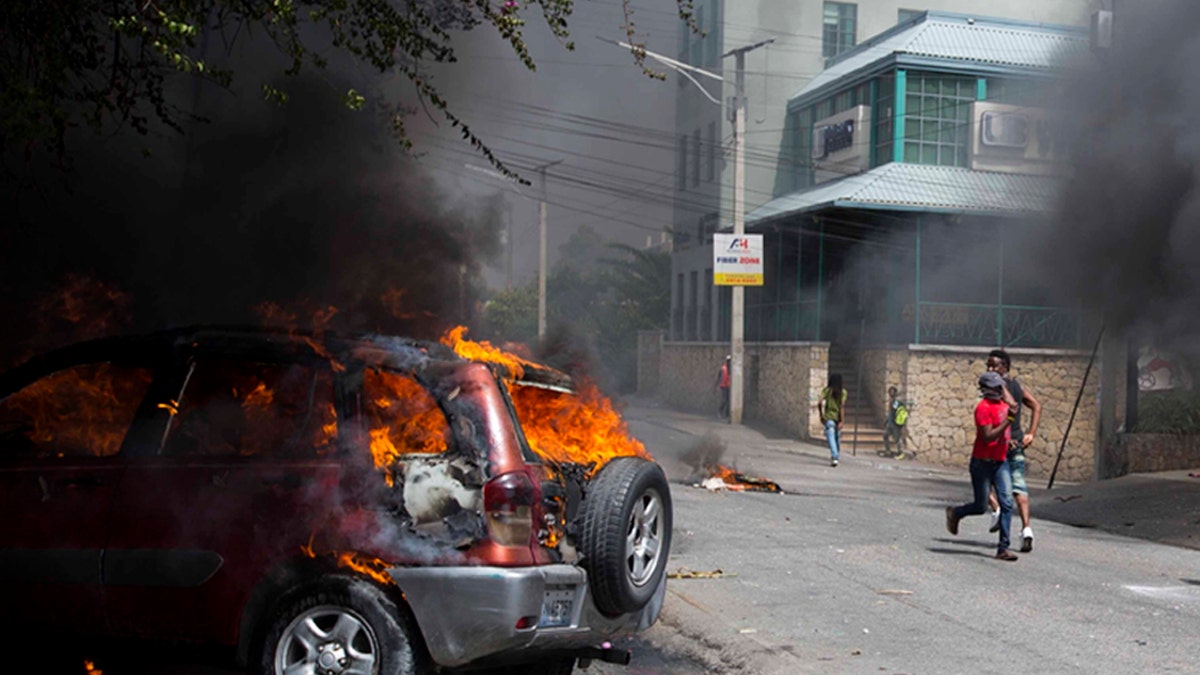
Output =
[{"x1": 484, "y1": 471, "x2": 537, "y2": 547}]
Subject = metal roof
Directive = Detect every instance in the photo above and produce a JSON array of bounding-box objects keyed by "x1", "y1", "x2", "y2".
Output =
[
  {"x1": 746, "y1": 163, "x2": 1062, "y2": 224},
  {"x1": 790, "y1": 12, "x2": 1089, "y2": 108}
]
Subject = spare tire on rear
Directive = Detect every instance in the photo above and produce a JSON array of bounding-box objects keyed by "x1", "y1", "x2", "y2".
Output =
[{"x1": 578, "y1": 457, "x2": 672, "y2": 616}]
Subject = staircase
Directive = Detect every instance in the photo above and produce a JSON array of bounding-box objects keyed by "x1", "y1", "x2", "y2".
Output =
[{"x1": 826, "y1": 345, "x2": 892, "y2": 456}]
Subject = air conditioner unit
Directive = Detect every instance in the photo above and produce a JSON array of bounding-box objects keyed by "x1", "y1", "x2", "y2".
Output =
[{"x1": 980, "y1": 111, "x2": 1029, "y2": 149}]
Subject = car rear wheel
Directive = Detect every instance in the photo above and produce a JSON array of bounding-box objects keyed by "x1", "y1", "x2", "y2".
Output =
[
  {"x1": 257, "y1": 574, "x2": 423, "y2": 675},
  {"x1": 579, "y1": 457, "x2": 672, "y2": 616}
]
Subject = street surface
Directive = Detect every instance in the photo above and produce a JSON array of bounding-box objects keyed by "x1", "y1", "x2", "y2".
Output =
[
  {"x1": 91, "y1": 400, "x2": 1200, "y2": 674},
  {"x1": 612, "y1": 400, "x2": 1200, "y2": 674}
]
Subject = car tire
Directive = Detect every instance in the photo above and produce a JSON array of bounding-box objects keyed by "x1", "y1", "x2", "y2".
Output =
[
  {"x1": 579, "y1": 457, "x2": 672, "y2": 616},
  {"x1": 256, "y1": 574, "x2": 424, "y2": 675}
]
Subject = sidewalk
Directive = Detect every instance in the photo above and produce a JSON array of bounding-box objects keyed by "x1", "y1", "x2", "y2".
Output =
[{"x1": 624, "y1": 396, "x2": 1200, "y2": 552}]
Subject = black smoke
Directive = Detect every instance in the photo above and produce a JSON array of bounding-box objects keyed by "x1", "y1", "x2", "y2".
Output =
[
  {"x1": 1, "y1": 66, "x2": 504, "y2": 363},
  {"x1": 1042, "y1": 1, "x2": 1200, "y2": 347}
]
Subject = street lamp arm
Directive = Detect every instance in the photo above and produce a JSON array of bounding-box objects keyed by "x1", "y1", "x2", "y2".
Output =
[
  {"x1": 596, "y1": 36, "x2": 723, "y2": 80},
  {"x1": 595, "y1": 36, "x2": 722, "y2": 105}
]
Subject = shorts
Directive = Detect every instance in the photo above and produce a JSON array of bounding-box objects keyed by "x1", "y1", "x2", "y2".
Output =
[{"x1": 1008, "y1": 451, "x2": 1028, "y2": 495}]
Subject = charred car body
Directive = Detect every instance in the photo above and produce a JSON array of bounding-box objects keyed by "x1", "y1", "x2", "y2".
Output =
[{"x1": 0, "y1": 327, "x2": 671, "y2": 674}]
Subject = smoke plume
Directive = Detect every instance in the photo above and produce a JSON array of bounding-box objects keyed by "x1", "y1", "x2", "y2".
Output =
[{"x1": 1043, "y1": 1, "x2": 1200, "y2": 346}]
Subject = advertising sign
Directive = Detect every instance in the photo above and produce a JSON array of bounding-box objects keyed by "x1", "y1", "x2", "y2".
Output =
[{"x1": 713, "y1": 234, "x2": 763, "y2": 286}]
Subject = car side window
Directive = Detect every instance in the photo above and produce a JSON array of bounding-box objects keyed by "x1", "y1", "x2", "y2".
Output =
[
  {"x1": 161, "y1": 359, "x2": 337, "y2": 458},
  {"x1": 0, "y1": 363, "x2": 153, "y2": 459},
  {"x1": 362, "y1": 368, "x2": 451, "y2": 464}
]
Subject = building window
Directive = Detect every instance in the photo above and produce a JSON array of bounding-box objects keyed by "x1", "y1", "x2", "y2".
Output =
[
  {"x1": 823, "y1": 2, "x2": 857, "y2": 61},
  {"x1": 706, "y1": 121, "x2": 717, "y2": 182},
  {"x1": 692, "y1": 128, "x2": 701, "y2": 187},
  {"x1": 874, "y1": 73, "x2": 895, "y2": 166},
  {"x1": 898, "y1": 9, "x2": 922, "y2": 24},
  {"x1": 678, "y1": 134, "x2": 688, "y2": 189},
  {"x1": 903, "y1": 72, "x2": 974, "y2": 167}
]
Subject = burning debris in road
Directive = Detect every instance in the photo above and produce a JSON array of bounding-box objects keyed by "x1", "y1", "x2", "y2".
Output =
[{"x1": 681, "y1": 432, "x2": 783, "y2": 493}]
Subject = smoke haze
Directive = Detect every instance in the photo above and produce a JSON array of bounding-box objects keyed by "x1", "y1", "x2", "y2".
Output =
[{"x1": 1045, "y1": 0, "x2": 1200, "y2": 345}]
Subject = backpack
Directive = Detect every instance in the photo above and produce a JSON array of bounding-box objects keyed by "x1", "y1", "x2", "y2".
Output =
[{"x1": 894, "y1": 402, "x2": 909, "y2": 426}]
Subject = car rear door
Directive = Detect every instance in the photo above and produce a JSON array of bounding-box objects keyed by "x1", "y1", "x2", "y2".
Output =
[
  {"x1": 103, "y1": 352, "x2": 343, "y2": 644},
  {"x1": 0, "y1": 359, "x2": 155, "y2": 634}
]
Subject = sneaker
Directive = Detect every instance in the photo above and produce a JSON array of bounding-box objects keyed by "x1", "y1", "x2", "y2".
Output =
[
  {"x1": 995, "y1": 550, "x2": 1019, "y2": 562},
  {"x1": 944, "y1": 506, "x2": 959, "y2": 535},
  {"x1": 988, "y1": 509, "x2": 1001, "y2": 533},
  {"x1": 831, "y1": 459, "x2": 839, "y2": 467},
  {"x1": 1020, "y1": 528, "x2": 1034, "y2": 553}
]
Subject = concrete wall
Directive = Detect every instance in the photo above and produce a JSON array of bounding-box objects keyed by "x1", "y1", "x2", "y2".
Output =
[
  {"x1": 659, "y1": 342, "x2": 728, "y2": 416},
  {"x1": 1119, "y1": 434, "x2": 1200, "y2": 474},
  {"x1": 901, "y1": 346, "x2": 1099, "y2": 483},
  {"x1": 658, "y1": 341, "x2": 829, "y2": 436},
  {"x1": 749, "y1": 343, "x2": 828, "y2": 439},
  {"x1": 637, "y1": 330, "x2": 664, "y2": 396}
]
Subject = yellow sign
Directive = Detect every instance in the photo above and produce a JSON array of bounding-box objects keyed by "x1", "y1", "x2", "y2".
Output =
[{"x1": 714, "y1": 272, "x2": 763, "y2": 286}]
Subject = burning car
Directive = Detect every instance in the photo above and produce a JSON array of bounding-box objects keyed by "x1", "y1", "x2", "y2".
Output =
[{"x1": 0, "y1": 326, "x2": 671, "y2": 674}]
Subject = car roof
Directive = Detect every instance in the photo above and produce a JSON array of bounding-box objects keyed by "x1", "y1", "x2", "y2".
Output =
[{"x1": 0, "y1": 325, "x2": 575, "y2": 392}]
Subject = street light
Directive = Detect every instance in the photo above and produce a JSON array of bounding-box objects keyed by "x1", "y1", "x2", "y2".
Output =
[{"x1": 597, "y1": 35, "x2": 772, "y2": 425}]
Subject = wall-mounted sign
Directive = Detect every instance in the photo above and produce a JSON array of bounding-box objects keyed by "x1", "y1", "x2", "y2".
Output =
[
  {"x1": 811, "y1": 105, "x2": 871, "y2": 185},
  {"x1": 713, "y1": 234, "x2": 764, "y2": 286}
]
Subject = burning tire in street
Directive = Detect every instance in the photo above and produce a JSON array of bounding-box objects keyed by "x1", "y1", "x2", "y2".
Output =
[{"x1": 579, "y1": 457, "x2": 673, "y2": 616}]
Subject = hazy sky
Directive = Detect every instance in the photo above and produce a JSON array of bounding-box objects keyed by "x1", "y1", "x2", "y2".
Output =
[{"x1": 412, "y1": 0, "x2": 683, "y2": 287}]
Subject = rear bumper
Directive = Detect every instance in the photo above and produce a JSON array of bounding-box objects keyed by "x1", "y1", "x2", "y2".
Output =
[{"x1": 387, "y1": 564, "x2": 664, "y2": 668}]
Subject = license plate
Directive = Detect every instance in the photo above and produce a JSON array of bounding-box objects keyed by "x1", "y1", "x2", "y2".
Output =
[{"x1": 539, "y1": 587, "x2": 577, "y2": 628}]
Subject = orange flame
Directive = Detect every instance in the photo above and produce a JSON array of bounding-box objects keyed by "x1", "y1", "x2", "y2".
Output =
[
  {"x1": 1, "y1": 363, "x2": 152, "y2": 457},
  {"x1": 510, "y1": 379, "x2": 651, "y2": 474},
  {"x1": 83, "y1": 660, "x2": 103, "y2": 674},
  {"x1": 298, "y1": 540, "x2": 395, "y2": 587},
  {"x1": 253, "y1": 301, "x2": 346, "y2": 372},
  {"x1": 706, "y1": 464, "x2": 781, "y2": 492},
  {"x1": 364, "y1": 369, "x2": 449, "y2": 484},
  {"x1": 336, "y1": 551, "x2": 396, "y2": 587},
  {"x1": 439, "y1": 326, "x2": 538, "y2": 379}
]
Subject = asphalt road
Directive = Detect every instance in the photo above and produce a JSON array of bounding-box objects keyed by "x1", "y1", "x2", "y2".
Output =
[{"x1": 619, "y1": 401, "x2": 1200, "y2": 675}]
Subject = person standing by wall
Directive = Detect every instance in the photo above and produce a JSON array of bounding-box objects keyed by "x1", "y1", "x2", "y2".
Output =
[
  {"x1": 715, "y1": 355, "x2": 731, "y2": 420},
  {"x1": 945, "y1": 371, "x2": 1021, "y2": 561},
  {"x1": 883, "y1": 386, "x2": 908, "y2": 458},
  {"x1": 817, "y1": 373, "x2": 847, "y2": 467},
  {"x1": 984, "y1": 348, "x2": 1043, "y2": 553}
]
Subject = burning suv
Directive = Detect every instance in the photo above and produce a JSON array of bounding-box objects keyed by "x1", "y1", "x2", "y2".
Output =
[{"x1": 0, "y1": 327, "x2": 671, "y2": 674}]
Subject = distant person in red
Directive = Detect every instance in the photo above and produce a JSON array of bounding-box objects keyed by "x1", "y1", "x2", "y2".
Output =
[
  {"x1": 715, "y1": 355, "x2": 731, "y2": 420},
  {"x1": 945, "y1": 371, "x2": 1021, "y2": 561}
]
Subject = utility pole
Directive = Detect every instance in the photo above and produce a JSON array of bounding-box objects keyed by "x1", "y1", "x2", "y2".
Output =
[
  {"x1": 533, "y1": 159, "x2": 563, "y2": 339},
  {"x1": 725, "y1": 38, "x2": 773, "y2": 425}
]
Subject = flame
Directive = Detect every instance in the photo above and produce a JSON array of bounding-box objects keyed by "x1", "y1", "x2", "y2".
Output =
[
  {"x1": 83, "y1": 660, "x2": 103, "y2": 674},
  {"x1": 253, "y1": 301, "x2": 346, "y2": 372},
  {"x1": 510, "y1": 379, "x2": 651, "y2": 474},
  {"x1": 298, "y1": 540, "x2": 396, "y2": 587},
  {"x1": 1, "y1": 364, "x2": 152, "y2": 457},
  {"x1": 439, "y1": 326, "x2": 538, "y2": 379},
  {"x1": 336, "y1": 551, "x2": 396, "y2": 587},
  {"x1": 705, "y1": 464, "x2": 781, "y2": 492},
  {"x1": 364, "y1": 368, "x2": 450, "y2": 484}
]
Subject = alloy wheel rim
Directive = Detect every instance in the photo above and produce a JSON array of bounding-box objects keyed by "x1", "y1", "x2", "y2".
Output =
[
  {"x1": 626, "y1": 488, "x2": 663, "y2": 586},
  {"x1": 274, "y1": 604, "x2": 378, "y2": 675}
]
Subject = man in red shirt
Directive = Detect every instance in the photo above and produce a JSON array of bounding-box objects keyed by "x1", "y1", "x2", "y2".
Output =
[
  {"x1": 945, "y1": 371, "x2": 1021, "y2": 561},
  {"x1": 715, "y1": 355, "x2": 731, "y2": 420}
]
